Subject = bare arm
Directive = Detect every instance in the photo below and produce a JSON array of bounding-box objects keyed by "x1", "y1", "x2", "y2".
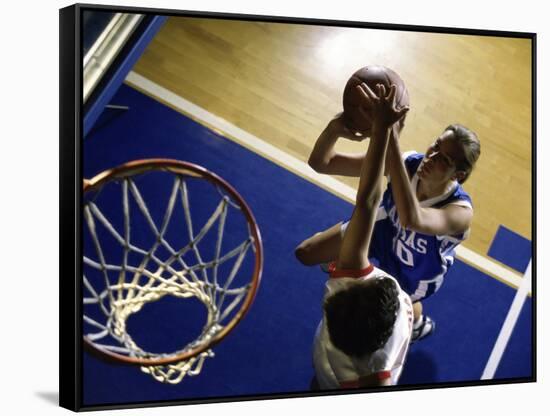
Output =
[
  {"x1": 336, "y1": 125, "x2": 389, "y2": 269},
  {"x1": 308, "y1": 113, "x2": 367, "y2": 177},
  {"x1": 337, "y1": 85, "x2": 409, "y2": 270},
  {"x1": 387, "y1": 127, "x2": 472, "y2": 236}
]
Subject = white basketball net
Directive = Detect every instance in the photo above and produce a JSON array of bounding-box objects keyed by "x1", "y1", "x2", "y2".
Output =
[{"x1": 82, "y1": 168, "x2": 260, "y2": 384}]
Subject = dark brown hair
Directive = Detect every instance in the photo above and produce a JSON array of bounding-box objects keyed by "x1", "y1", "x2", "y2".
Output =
[
  {"x1": 445, "y1": 124, "x2": 481, "y2": 184},
  {"x1": 324, "y1": 277, "x2": 400, "y2": 358}
]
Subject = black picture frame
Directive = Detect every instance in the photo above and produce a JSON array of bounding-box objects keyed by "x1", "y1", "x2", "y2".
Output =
[{"x1": 60, "y1": 3, "x2": 536, "y2": 412}]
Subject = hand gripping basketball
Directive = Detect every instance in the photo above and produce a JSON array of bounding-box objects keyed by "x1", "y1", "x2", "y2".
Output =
[
  {"x1": 327, "y1": 112, "x2": 369, "y2": 142},
  {"x1": 356, "y1": 83, "x2": 409, "y2": 131},
  {"x1": 342, "y1": 65, "x2": 409, "y2": 135}
]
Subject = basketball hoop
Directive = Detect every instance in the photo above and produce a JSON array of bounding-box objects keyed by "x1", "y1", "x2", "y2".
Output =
[{"x1": 82, "y1": 159, "x2": 263, "y2": 384}]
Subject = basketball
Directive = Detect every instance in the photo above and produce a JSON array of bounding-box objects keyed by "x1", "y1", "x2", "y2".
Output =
[{"x1": 342, "y1": 65, "x2": 409, "y2": 134}]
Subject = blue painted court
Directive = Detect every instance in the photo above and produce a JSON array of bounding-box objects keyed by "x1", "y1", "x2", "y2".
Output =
[{"x1": 82, "y1": 83, "x2": 533, "y2": 407}]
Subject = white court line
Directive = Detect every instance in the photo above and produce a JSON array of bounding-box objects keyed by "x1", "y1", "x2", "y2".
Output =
[
  {"x1": 125, "y1": 70, "x2": 527, "y2": 293},
  {"x1": 481, "y1": 261, "x2": 532, "y2": 380}
]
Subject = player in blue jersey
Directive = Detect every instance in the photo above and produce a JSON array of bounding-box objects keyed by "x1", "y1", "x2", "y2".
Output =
[{"x1": 296, "y1": 93, "x2": 480, "y2": 342}]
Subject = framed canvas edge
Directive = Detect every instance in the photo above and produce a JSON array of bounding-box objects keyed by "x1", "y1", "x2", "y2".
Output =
[{"x1": 59, "y1": 2, "x2": 537, "y2": 412}]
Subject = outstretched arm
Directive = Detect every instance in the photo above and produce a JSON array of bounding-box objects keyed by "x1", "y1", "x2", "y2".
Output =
[
  {"x1": 337, "y1": 84, "x2": 408, "y2": 270},
  {"x1": 387, "y1": 127, "x2": 472, "y2": 236}
]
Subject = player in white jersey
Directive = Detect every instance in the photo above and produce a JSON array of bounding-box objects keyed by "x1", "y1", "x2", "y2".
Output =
[
  {"x1": 297, "y1": 99, "x2": 480, "y2": 343},
  {"x1": 311, "y1": 82, "x2": 412, "y2": 389},
  {"x1": 313, "y1": 263, "x2": 413, "y2": 388}
]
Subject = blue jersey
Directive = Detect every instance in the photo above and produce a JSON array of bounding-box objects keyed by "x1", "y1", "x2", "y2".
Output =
[{"x1": 368, "y1": 152, "x2": 473, "y2": 301}]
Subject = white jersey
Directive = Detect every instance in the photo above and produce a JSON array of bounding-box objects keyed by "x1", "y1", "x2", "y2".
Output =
[{"x1": 313, "y1": 265, "x2": 414, "y2": 388}]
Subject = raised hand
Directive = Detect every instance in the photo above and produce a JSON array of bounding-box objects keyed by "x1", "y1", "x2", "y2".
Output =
[
  {"x1": 356, "y1": 83, "x2": 409, "y2": 131},
  {"x1": 327, "y1": 112, "x2": 368, "y2": 141}
]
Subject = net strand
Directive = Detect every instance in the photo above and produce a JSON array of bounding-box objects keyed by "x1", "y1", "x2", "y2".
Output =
[
  {"x1": 213, "y1": 196, "x2": 228, "y2": 307},
  {"x1": 180, "y1": 180, "x2": 214, "y2": 301},
  {"x1": 84, "y1": 205, "x2": 118, "y2": 310},
  {"x1": 118, "y1": 179, "x2": 130, "y2": 307},
  {"x1": 216, "y1": 239, "x2": 251, "y2": 316}
]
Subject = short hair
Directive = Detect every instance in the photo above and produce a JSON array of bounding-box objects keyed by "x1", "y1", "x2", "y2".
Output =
[
  {"x1": 324, "y1": 277, "x2": 400, "y2": 358},
  {"x1": 444, "y1": 124, "x2": 481, "y2": 184}
]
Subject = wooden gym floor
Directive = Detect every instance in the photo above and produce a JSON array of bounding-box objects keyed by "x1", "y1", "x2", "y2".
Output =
[{"x1": 130, "y1": 16, "x2": 532, "y2": 268}]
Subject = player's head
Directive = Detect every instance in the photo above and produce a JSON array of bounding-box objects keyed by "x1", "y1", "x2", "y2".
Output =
[
  {"x1": 418, "y1": 124, "x2": 480, "y2": 185},
  {"x1": 324, "y1": 277, "x2": 400, "y2": 358}
]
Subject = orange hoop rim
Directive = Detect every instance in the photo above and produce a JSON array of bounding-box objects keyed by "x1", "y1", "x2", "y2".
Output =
[{"x1": 82, "y1": 158, "x2": 263, "y2": 366}]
